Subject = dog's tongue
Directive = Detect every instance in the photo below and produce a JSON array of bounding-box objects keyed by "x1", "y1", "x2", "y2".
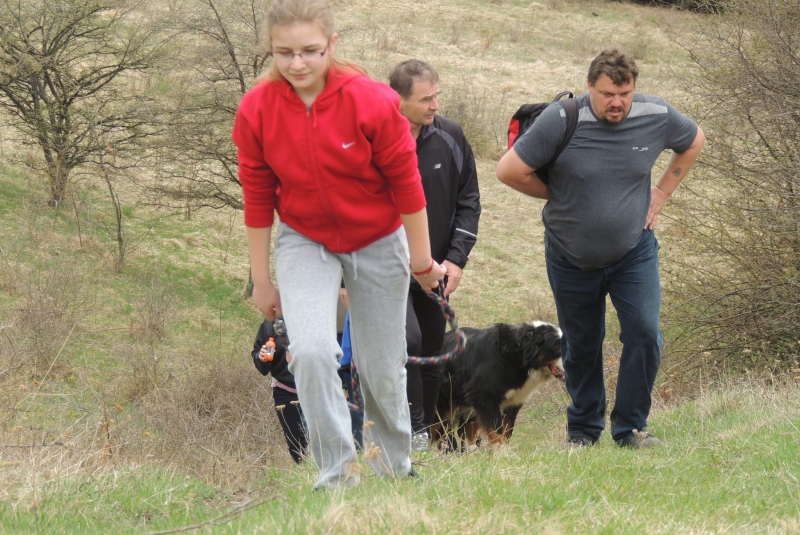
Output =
[{"x1": 550, "y1": 363, "x2": 566, "y2": 381}]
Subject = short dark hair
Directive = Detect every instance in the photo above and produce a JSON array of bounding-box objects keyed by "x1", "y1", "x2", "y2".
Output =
[
  {"x1": 388, "y1": 59, "x2": 439, "y2": 99},
  {"x1": 588, "y1": 47, "x2": 639, "y2": 87}
]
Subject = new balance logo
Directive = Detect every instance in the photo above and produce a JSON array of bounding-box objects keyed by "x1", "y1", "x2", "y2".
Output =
[
  {"x1": 433, "y1": 163, "x2": 442, "y2": 169},
  {"x1": 342, "y1": 142, "x2": 356, "y2": 149}
]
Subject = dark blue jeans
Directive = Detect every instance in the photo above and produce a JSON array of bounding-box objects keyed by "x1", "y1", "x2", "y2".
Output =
[{"x1": 545, "y1": 230, "x2": 663, "y2": 443}]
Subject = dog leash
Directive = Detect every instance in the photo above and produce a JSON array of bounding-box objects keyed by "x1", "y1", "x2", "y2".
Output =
[
  {"x1": 347, "y1": 289, "x2": 466, "y2": 411},
  {"x1": 272, "y1": 289, "x2": 467, "y2": 412},
  {"x1": 405, "y1": 289, "x2": 467, "y2": 365}
]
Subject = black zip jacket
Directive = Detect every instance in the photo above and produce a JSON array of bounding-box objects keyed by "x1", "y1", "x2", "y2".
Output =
[
  {"x1": 251, "y1": 320, "x2": 295, "y2": 389},
  {"x1": 416, "y1": 115, "x2": 481, "y2": 268}
]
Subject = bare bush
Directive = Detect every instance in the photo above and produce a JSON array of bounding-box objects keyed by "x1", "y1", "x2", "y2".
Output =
[
  {"x1": 130, "y1": 275, "x2": 174, "y2": 344},
  {"x1": 120, "y1": 343, "x2": 171, "y2": 402},
  {"x1": 12, "y1": 262, "x2": 94, "y2": 379},
  {"x1": 0, "y1": 379, "x2": 162, "y2": 504},
  {"x1": 662, "y1": 0, "x2": 800, "y2": 372},
  {"x1": 139, "y1": 361, "x2": 293, "y2": 486},
  {"x1": 622, "y1": 0, "x2": 723, "y2": 13},
  {"x1": 440, "y1": 79, "x2": 510, "y2": 160}
]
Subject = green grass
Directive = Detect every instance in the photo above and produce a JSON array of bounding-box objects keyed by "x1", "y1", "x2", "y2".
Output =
[
  {"x1": 0, "y1": 167, "x2": 28, "y2": 213},
  {"x1": 0, "y1": 467, "x2": 221, "y2": 534}
]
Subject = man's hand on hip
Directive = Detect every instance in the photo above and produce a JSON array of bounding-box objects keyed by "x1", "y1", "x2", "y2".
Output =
[{"x1": 645, "y1": 185, "x2": 669, "y2": 230}]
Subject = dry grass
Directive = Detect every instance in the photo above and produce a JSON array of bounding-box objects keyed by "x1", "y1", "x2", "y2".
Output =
[
  {"x1": 451, "y1": 160, "x2": 555, "y2": 327},
  {"x1": 137, "y1": 361, "x2": 294, "y2": 487},
  {"x1": 335, "y1": 0, "x2": 696, "y2": 158},
  {"x1": 1, "y1": 363, "x2": 294, "y2": 500}
]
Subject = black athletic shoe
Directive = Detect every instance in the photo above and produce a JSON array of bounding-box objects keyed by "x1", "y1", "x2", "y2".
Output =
[{"x1": 561, "y1": 435, "x2": 596, "y2": 449}]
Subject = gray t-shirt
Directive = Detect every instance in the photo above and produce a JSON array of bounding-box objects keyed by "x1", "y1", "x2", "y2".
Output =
[{"x1": 514, "y1": 92, "x2": 698, "y2": 270}]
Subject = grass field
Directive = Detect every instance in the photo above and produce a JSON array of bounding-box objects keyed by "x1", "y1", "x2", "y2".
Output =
[
  {"x1": 2, "y1": 0, "x2": 799, "y2": 533},
  {"x1": 2, "y1": 375, "x2": 798, "y2": 534}
]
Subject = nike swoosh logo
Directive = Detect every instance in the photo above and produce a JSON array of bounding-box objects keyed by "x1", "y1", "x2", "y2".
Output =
[{"x1": 342, "y1": 142, "x2": 356, "y2": 149}]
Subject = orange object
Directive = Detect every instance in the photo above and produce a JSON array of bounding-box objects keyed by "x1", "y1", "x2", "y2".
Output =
[{"x1": 260, "y1": 338, "x2": 276, "y2": 362}]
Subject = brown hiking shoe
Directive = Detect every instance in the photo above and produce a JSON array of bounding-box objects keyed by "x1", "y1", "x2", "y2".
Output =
[{"x1": 619, "y1": 431, "x2": 662, "y2": 449}]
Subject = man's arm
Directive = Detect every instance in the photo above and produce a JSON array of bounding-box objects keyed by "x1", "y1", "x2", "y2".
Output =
[
  {"x1": 645, "y1": 127, "x2": 706, "y2": 229},
  {"x1": 496, "y1": 147, "x2": 551, "y2": 200},
  {"x1": 444, "y1": 140, "x2": 481, "y2": 296}
]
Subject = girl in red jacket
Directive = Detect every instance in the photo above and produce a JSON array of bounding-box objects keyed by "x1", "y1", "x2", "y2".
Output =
[{"x1": 232, "y1": 0, "x2": 444, "y2": 490}]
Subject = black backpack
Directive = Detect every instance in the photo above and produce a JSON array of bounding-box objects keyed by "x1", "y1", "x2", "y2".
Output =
[{"x1": 507, "y1": 91, "x2": 578, "y2": 183}]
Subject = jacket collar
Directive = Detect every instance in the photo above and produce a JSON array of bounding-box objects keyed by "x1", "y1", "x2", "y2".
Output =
[
  {"x1": 419, "y1": 119, "x2": 439, "y2": 141},
  {"x1": 274, "y1": 66, "x2": 361, "y2": 108}
]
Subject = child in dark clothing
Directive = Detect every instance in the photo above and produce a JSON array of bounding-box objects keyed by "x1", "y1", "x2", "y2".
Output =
[
  {"x1": 337, "y1": 309, "x2": 364, "y2": 450},
  {"x1": 252, "y1": 319, "x2": 307, "y2": 464}
]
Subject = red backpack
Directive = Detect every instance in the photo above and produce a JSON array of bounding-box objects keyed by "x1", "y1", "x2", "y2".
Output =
[{"x1": 507, "y1": 91, "x2": 578, "y2": 183}]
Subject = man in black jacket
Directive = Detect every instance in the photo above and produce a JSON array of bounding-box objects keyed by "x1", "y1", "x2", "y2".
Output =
[{"x1": 389, "y1": 60, "x2": 482, "y2": 450}]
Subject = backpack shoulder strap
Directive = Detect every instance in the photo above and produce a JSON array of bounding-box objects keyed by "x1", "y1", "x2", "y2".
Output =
[
  {"x1": 551, "y1": 95, "x2": 578, "y2": 165},
  {"x1": 553, "y1": 90, "x2": 573, "y2": 102}
]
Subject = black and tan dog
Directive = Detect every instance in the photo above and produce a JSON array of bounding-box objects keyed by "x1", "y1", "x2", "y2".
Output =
[{"x1": 430, "y1": 321, "x2": 565, "y2": 449}]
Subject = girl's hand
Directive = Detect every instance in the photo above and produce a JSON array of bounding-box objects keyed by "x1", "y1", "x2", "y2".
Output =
[
  {"x1": 411, "y1": 259, "x2": 446, "y2": 291},
  {"x1": 253, "y1": 282, "x2": 282, "y2": 321}
]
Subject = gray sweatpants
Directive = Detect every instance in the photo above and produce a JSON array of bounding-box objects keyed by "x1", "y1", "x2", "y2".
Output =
[{"x1": 275, "y1": 223, "x2": 412, "y2": 489}]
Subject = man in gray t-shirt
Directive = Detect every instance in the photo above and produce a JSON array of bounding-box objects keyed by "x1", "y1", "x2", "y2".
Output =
[{"x1": 497, "y1": 47, "x2": 704, "y2": 449}]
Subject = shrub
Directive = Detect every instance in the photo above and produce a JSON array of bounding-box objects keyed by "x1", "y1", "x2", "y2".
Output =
[
  {"x1": 662, "y1": 0, "x2": 800, "y2": 373},
  {"x1": 440, "y1": 79, "x2": 510, "y2": 160},
  {"x1": 617, "y1": 0, "x2": 724, "y2": 13},
  {"x1": 139, "y1": 361, "x2": 292, "y2": 486}
]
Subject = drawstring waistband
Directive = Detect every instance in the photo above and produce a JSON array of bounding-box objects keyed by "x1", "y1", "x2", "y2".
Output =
[{"x1": 318, "y1": 245, "x2": 357, "y2": 280}]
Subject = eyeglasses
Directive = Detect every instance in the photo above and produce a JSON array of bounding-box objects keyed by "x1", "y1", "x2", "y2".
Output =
[{"x1": 271, "y1": 43, "x2": 330, "y2": 63}]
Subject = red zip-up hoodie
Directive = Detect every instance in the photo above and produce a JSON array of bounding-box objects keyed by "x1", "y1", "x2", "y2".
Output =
[{"x1": 233, "y1": 67, "x2": 426, "y2": 253}]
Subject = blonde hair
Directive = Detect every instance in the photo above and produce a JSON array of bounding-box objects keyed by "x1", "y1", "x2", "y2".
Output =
[{"x1": 255, "y1": 0, "x2": 366, "y2": 84}]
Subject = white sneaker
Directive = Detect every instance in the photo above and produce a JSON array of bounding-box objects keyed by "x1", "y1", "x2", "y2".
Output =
[{"x1": 411, "y1": 432, "x2": 430, "y2": 453}]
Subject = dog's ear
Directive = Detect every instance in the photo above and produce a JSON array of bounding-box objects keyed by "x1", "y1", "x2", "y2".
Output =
[
  {"x1": 518, "y1": 325, "x2": 546, "y2": 367},
  {"x1": 520, "y1": 323, "x2": 563, "y2": 366},
  {"x1": 494, "y1": 323, "x2": 516, "y2": 355},
  {"x1": 537, "y1": 326, "x2": 563, "y2": 362}
]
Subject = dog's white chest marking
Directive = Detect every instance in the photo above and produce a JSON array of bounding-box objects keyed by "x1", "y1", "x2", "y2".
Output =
[{"x1": 500, "y1": 369, "x2": 550, "y2": 409}]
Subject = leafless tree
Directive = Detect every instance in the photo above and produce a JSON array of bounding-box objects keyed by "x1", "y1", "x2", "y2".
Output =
[
  {"x1": 0, "y1": 0, "x2": 167, "y2": 206},
  {"x1": 147, "y1": 0, "x2": 271, "y2": 215},
  {"x1": 662, "y1": 0, "x2": 800, "y2": 371}
]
